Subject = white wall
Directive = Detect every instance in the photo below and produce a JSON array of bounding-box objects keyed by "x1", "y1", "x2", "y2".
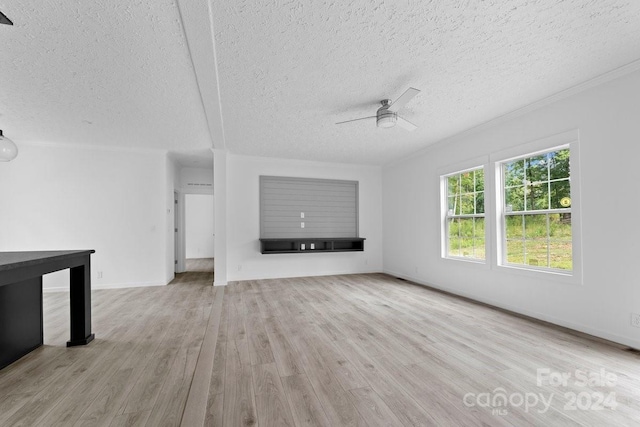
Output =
[
  {"x1": 185, "y1": 194, "x2": 215, "y2": 258},
  {"x1": 179, "y1": 167, "x2": 213, "y2": 194},
  {"x1": 383, "y1": 68, "x2": 640, "y2": 349},
  {"x1": 213, "y1": 149, "x2": 228, "y2": 285},
  {"x1": 226, "y1": 154, "x2": 383, "y2": 281},
  {"x1": 0, "y1": 144, "x2": 170, "y2": 290}
]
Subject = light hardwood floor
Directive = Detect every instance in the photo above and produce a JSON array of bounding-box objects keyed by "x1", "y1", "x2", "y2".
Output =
[
  {"x1": 185, "y1": 258, "x2": 215, "y2": 274},
  {"x1": 2, "y1": 273, "x2": 640, "y2": 426},
  {"x1": 0, "y1": 269, "x2": 215, "y2": 427},
  {"x1": 207, "y1": 275, "x2": 640, "y2": 427}
]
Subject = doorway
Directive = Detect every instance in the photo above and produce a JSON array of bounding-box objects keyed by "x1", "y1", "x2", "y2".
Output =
[{"x1": 184, "y1": 194, "x2": 215, "y2": 273}]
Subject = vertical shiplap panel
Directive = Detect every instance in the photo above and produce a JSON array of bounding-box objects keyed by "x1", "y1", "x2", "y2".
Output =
[{"x1": 260, "y1": 176, "x2": 358, "y2": 238}]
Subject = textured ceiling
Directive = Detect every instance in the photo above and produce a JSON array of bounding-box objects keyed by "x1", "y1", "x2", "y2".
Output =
[
  {"x1": 209, "y1": 0, "x2": 640, "y2": 165},
  {"x1": 2, "y1": 1, "x2": 640, "y2": 167},
  {"x1": 0, "y1": 0, "x2": 212, "y2": 163},
  {"x1": 169, "y1": 149, "x2": 213, "y2": 169}
]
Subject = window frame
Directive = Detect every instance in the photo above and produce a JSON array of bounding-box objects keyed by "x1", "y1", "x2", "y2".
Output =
[
  {"x1": 439, "y1": 157, "x2": 489, "y2": 265},
  {"x1": 492, "y1": 130, "x2": 583, "y2": 284}
]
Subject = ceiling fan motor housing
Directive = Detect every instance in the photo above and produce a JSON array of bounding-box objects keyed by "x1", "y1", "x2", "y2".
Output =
[
  {"x1": 377, "y1": 100, "x2": 397, "y2": 128},
  {"x1": 335, "y1": 89, "x2": 419, "y2": 130}
]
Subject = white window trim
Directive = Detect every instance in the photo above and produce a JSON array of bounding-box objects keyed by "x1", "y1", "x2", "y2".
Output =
[
  {"x1": 491, "y1": 130, "x2": 583, "y2": 285},
  {"x1": 439, "y1": 155, "x2": 490, "y2": 266}
]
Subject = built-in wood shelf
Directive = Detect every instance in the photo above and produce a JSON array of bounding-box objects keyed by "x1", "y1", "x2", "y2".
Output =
[{"x1": 259, "y1": 238, "x2": 365, "y2": 254}]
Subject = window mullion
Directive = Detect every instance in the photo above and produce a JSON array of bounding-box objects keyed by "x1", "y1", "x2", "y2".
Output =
[
  {"x1": 521, "y1": 214, "x2": 526, "y2": 265},
  {"x1": 546, "y1": 213, "x2": 551, "y2": 268}
]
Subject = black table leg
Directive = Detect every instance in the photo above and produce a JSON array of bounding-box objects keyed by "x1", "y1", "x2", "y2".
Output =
[
  {"x1": 67, "y1": 255, "x2": 95, "y2": 347},
  {"x1": 0, "y1": 277, "x2": 43, "y2": 369}
]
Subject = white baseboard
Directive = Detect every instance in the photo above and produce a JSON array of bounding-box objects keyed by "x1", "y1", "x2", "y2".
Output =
[
  {"x1": 42, "y1": 287, "x2": 70, "y2": 293},
  {"x1": 228, "y1": 268, "x2": 381, "y2": 282},
  {"x1": 43, "y1": 281, "x2": 167, "y2": 293}
]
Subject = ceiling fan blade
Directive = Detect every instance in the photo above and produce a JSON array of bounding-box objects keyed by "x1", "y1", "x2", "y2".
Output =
[
  {"x1": 0, "y1": 10, "x2": 13, "y2": 25},
  {"x1": 397, "y1": 116, "x2": 418, "y2": 131},
  {"x1": 388, "y1": 87, "x2": 420, "y2": 112},
  {"x1": 335, "y1": 116, "x2": 376, "y2": 125}
]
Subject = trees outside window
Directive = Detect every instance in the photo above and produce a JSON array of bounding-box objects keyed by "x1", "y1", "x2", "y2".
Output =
[
  {"x1": 445, "y1": 167, "x2": 485, "y2": 260},
  {"x1": 501, "y1": 147, "x2": 571, "y2": 271},
  {"x1": 440, "y1": 133, "x2": 579, "y2": 282}
]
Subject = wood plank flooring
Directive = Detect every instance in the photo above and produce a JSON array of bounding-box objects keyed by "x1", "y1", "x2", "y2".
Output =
[
  {"x1": 186, "y1": 258, "x2": 215, "y2": 273},
  {"x1": 2, "y1": 271, "x2": 640, "y2": 426},
  {"x1": 0, "y1": 268, "x2": 214, "y2": 427},
  {"x1": 208, "y1": 274, "x2": 640, "y2": 427}
]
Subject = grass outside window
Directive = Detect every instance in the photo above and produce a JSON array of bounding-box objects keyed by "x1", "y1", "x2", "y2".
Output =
[
  {"x1": 445, "y1": 167, "x2": 485, "y2": 261},
  {"x1": 501, "y1": 148, "x2": 572, "y2": 272}
]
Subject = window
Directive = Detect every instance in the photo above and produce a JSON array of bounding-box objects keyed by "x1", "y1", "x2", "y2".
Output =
[
  {"x1": 444, "y1": 167, "x2": 485, "y2": 260},
  {"x1": 500, "y1": 146, "x2": 572, "y2": 272},
  {"x1": 439, "y1": 131, "x2": 580, "y2": 281}
]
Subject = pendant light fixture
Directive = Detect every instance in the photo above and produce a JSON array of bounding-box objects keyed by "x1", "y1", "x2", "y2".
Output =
[{"x1": 0, "y1": 130, "x2": 18, "y2": 162}]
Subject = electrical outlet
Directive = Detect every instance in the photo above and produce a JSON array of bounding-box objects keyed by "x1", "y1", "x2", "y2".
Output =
[
  {"x1": 300, "y1": 212, "x2": 305, "y2": 218},
  {"x1": 97, "y1": 271, "x2": 103, "y2": 279},
  {"x1": 301, "y1": 222, "x2": 305, "y2": 228},
  {"x1": 237, "y1": 265, "x2": 242, "y2": 271},
  {"x1": 631, "y1": 313, "x2": 640, "y2": 328},
  {"x1": 301, "y1": 244, "x2": 306, "y2": 250},
  {"x1": 310, "y1": 243, "x2": 315, "y2": 250}
]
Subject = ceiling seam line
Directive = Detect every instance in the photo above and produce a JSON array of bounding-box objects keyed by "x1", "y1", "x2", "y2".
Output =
[{"x1": 174, "y1": 0, "x2": 221, "y2": 151}]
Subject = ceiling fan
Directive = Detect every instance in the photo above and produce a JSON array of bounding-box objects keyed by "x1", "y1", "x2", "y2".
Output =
[
  {"x1": 336, "y1": 87, "x2": 420, "y2": 131},
  {"x1": 0, "y1": 9, "x2": 13, "y2": 25}
]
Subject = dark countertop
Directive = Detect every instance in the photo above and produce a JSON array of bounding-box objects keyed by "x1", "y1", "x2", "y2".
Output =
[{"x1": 0, "y1": 251, "x2": 95, "y2": 271}]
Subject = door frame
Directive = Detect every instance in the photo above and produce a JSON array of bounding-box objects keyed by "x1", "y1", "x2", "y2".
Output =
[{"x1": 174, "y1": 191, "x2": 186, "y2": 273}]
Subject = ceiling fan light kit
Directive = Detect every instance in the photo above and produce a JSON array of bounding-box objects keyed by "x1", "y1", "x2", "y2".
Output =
[
  {"x1": 377, "y1": 115, "x2": 397, "y2": 128},
  {"x1": 376, "y1": 104, "x2": 397, "y2": 128},
  {"x1": 337, "y1": 87, "x2": 420, "y2": 131}
]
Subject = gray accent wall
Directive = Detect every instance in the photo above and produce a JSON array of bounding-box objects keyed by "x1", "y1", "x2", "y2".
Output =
[{"x1": 260, "y1": 176, "x2": 359, "y2": 238}]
